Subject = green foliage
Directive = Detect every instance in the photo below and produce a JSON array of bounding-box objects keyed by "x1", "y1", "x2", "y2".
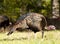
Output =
[
  {"x1": 41, "y1": 0, "x2": 51, "y2": 16},
  {"x1": 0, "y1": 0, "x2": 51, "y2": 22}
]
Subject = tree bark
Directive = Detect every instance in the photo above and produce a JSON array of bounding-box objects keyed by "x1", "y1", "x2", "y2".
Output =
[
  {"x1": 59, "y1": 0, "x2": 60, "y2": 15},
  {"x1": 52, "y1": 0, "x2": 59, "y2": 18}
]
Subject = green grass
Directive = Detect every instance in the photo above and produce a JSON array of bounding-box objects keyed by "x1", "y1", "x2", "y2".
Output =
[{"x1": 0, "y1": 30, "x2": 60, "y2": 44}]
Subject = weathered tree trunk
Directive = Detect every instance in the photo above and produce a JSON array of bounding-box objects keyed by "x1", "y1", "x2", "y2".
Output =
[
  {"x1": 52, "y1": 0, "x2": 59, "y2": 18},
  {"x1": 50, "y1": 0, "x2": 60, "y2": 29},
  {"x1": 59, "y1": 0, "x2": 60, "y2": 15}
]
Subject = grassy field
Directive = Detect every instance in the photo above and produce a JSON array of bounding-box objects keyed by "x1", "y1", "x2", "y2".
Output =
[{"x1": 0, "y1": 30, "x2": 60, "y2": 44}]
